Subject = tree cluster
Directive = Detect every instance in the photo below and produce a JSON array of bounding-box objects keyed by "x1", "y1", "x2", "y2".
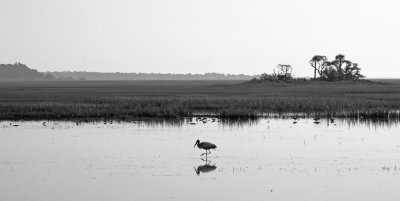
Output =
[{"x1": 310, "y1": 54, "x2": 364, "y2": 81}]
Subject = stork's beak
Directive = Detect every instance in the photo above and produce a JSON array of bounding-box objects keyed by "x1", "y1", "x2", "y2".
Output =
[{"x1": 194, "y1": 141, "x2": 198, "y2": 148}]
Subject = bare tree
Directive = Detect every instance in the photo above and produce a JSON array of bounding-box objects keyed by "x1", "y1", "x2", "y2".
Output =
[
  {"x1": 254, "y1": 64, "x2": 294, "y2": 82},
  {"x1": 276, "y1": 64, "x2": 292, "y2": 81}
]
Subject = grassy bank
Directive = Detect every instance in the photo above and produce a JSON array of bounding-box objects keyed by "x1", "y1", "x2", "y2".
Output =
[{"x1": 0, "y1": 80, "x2": 400, "y2": 120}]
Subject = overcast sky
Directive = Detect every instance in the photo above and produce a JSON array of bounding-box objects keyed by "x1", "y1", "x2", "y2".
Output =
[{"x1": 1, "y1": 0, "x2": 399, "y2": 77}]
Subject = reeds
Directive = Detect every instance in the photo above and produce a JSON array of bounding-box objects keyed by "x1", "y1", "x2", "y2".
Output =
[{"x1": 1, "y1": 96, "x2": 399, "y2": 120}]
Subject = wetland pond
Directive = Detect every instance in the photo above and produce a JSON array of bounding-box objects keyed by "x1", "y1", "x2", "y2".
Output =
[{"x1": 1, "y1": 118, "x2": 400, "y2": 201}]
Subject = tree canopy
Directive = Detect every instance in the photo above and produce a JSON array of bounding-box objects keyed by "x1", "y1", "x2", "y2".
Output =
[{"x1": 310, "y1": 54, "x2": 364, "y2": 81}]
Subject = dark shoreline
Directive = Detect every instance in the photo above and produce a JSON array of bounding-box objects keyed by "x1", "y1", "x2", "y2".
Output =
[
  {"x1": 0, "y1": 104, "x2": 398, "y2": 121},
  {"x1": 2, "y1": 116, "x2": 399, "y2": 130}
]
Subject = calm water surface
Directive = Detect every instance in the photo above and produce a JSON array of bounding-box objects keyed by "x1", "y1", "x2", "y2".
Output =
[{"x1": 1, "y1": 118, "x2": 400, "y2": 201}]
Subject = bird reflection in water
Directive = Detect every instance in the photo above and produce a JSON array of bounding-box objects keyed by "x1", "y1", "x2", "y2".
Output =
[{"x1": 194, "y1": 158, "x2": 217, "y2": 175}]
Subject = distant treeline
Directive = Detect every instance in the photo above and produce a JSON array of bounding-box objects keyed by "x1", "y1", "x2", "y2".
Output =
[
  {"x1": 0, "y1": 63, "x2": 259, "y2": 81},
  {"x1": 0, "y1": 63, "x2": 54, "y2": 81},
  {"x1": 44, "y1": 71, "x2": 259, "y2": 80}
]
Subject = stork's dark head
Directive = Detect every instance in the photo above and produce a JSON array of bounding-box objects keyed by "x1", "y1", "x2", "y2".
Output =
[{"x1": 194, "y1": 139, "x2": 200, "y2": 148}]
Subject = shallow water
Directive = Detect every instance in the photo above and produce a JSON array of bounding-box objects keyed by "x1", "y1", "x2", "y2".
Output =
[{"x1": 1, "y1": 118, "x2": 400, "y2": 201}]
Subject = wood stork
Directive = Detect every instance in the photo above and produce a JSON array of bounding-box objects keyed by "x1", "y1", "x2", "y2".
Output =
[{"x1": 194, "y1": 139, "x2": 217, "y2": 156}]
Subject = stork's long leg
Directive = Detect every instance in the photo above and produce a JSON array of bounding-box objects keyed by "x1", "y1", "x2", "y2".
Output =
[{"x1": 200, "y1": 149, "x2": 211, "y2": 156}]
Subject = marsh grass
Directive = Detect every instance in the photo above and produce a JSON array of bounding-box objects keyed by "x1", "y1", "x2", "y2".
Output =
[
  {"x1": 0, "y1": 96, "x2": 399, "y2": 120},
  {"x1": 0, "y1": 80, "x2": 400, "y2": 120}
]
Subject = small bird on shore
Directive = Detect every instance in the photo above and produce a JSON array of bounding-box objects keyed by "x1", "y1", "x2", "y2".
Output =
[{"x1": 194, "y1": 139, "x2": 217, "y2": 156}]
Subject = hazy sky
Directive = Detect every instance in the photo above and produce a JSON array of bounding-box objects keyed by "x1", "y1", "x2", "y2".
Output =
[{"x1": 1, "y1": 0, "x2": 399, "y2": 77}]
